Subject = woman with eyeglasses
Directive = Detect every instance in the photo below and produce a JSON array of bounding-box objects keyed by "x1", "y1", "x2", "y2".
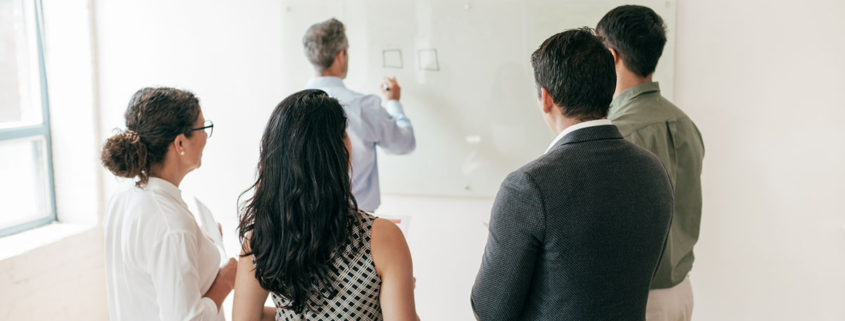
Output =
[
  {"x1": 232, "y1": 89, "x2": 418, "y2": 321},
  {"x1": 101, "y1": 87, "x2": 235, "y2": 321}
]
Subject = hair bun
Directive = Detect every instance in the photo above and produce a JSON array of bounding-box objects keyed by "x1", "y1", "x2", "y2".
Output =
[{"x1": 101, "y1": 129, "x2": 148, "y2": 180}]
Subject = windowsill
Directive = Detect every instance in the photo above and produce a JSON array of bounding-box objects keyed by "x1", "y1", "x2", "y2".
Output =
[{"x1": 0, "y1": 221, "x2": 97, "y2": 261}]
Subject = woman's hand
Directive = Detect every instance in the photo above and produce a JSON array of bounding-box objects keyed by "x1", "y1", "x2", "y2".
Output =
[
  {"x1": 204, "y1": 258, "x2": 238, "y2": 309},
  {"x1": 217, "y1": 258, "x2": 238, "y2": 288}
]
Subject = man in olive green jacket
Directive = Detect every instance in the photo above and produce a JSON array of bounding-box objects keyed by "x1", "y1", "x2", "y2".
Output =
[{"x1": 598, "y1": 5, "x2": 705, "y2": 321}]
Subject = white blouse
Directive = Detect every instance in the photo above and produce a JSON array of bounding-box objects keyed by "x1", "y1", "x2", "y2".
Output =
[{"x1": 104, "y1": 177, "x2": 225, "y2": 321}]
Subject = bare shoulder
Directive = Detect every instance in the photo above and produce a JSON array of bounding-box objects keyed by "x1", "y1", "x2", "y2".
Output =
[
  {"x1": 370, "y1": 218, "x2": 408, "y2": 252},
  {"x1": 370, "y1": 218, "x2": 411, "y2": 276},
  {"x1": 371, "y1": 218, "x2": 405, "y2": 244}
]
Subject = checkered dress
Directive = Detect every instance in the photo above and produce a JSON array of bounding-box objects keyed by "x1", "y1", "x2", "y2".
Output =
[{"x1": 271, "y1": 211, "x2": 383, "y2": 321}]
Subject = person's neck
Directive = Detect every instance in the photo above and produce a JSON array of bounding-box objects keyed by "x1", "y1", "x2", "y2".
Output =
[
  {"x1": 551, "y1": 116, "x2": 607, "y2": 136},
  {"x1": 320, "y1": 69, "x2": 343, "y2": 78},
  {"x1": 150, "y1": 162, "x2": 186, "y2": 188},
  {"x1": 552, "y1": 117, "x2": 583, "y2": 136},
  {"x1": 614, "y1": 69, "x2": 652, "y2": 98}
]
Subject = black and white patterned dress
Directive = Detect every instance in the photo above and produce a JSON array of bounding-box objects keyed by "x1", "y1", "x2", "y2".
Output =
[{"x1": 271, "y1": 211, "x2": 383, "y2": 321}]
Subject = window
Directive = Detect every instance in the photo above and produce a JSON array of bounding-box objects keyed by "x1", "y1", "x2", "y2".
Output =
[{"x1": 0, "y1": 0, "x2": 56, "y2": 237}]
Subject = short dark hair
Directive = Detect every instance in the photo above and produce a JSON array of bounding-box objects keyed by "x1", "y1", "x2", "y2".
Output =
[
  {"x1": 101, "y1": 87, "x2": 200, "y2": 187},
  {"x1": 597, "y1": 5, "x2": 667, "y2": 77},
  {"x1": 530, "y1": 27, "x2": 616, "y2": 121}
]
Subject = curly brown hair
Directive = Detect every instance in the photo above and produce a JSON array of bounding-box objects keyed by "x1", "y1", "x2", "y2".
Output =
[{"x1": 101, "y1": 87, "x2": 200, "y2": 187}]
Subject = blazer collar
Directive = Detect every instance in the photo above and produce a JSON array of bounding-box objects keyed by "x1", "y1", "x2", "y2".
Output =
[{"x1": 549, "y1": 125, "x2": 624, "y2": 152}]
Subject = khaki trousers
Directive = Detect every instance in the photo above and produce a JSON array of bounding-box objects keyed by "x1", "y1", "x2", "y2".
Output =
[{"x1": 646, "y1": 276, "x2": 694, "y2": 321}]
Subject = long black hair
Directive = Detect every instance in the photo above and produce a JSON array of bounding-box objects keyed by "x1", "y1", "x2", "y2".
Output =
[{"x1": 238, "y1": 89, "x2": 358, "y2": 313}]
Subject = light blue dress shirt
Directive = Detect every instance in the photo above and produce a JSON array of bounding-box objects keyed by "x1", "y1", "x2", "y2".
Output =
[{"x1": 305, "y1": 77, "x2": 416, "y2": 212}]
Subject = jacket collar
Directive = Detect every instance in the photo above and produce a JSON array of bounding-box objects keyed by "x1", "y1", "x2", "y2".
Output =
[{"x1": 548, "y1": 125, "x2": 624, "y2": 153}]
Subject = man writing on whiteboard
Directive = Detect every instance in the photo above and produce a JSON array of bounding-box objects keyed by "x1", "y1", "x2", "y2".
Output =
[{"x1": 302, "y1": 18, "x2": 416, "y2": 213}]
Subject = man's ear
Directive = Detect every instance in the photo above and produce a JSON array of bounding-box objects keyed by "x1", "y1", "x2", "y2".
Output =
[
  {"x1": 540, "y1": 87, "x2": 555, "y2": 115},
  {"x1": 609, "y1": 47, "x2": 619, "y2": 64},
  {"x1": 335, "y1": 50, "x2": 345, "y2": 63}
]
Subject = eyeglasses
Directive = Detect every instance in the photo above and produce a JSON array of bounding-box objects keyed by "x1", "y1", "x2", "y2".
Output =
[{"x1": 190, "y1": 120, "x2": 214, "y2": 138}]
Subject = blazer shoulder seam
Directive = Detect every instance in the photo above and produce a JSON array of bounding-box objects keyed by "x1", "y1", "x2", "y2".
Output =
[{"x1": 520, "y1": 170, "x2": 547, "y2": 242}]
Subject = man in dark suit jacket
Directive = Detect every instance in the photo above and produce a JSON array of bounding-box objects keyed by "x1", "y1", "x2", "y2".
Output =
[{"x1": 471, "y1": 28, "x2": 674, "y2": 321}]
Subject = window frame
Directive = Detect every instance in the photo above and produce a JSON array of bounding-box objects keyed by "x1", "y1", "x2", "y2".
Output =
[{"x1": 0, "y1": 0, "x2": 57, "y2": 237}]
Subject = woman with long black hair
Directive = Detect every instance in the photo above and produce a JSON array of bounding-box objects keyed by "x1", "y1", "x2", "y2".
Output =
[{"x1": 232, "y1": 89, "x2": 418, "y2": 321}]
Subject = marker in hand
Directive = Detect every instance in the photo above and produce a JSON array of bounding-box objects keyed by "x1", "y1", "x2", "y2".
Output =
[
  {"x1": 382, "y1": 76, "x2": 395, "y2": 91},
  {"x1": 380, "y1": 77, "x2": 401, "y2": 102}
]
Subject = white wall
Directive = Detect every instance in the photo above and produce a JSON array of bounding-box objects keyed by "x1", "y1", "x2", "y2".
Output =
[
  {"x1": 94, "y1": 0, "x2": 285, "y2": 287},
  {"x1": 375, "y1": 195, "x2": 492, "y2": 320},
  {"x1": 674, "y1": 0, "x2": 845, "y2": 320}
]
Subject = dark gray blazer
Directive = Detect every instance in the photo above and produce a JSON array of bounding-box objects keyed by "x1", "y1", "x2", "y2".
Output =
[{"x1": 471, "y1": 125, "x2": 674, "y2": 321}]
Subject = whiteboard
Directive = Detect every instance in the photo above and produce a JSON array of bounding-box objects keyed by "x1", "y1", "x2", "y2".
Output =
[{"x1": 279, "y1": 0, "x2": 677, "y2": 197}]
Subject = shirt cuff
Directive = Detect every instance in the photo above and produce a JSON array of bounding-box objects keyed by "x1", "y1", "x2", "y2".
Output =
[
  {"x1": 201, "y1": 297, "x2": 220, "y2": 318},
  {"x1": 385, "y1": 100, "x2": 406, "y2": 117}
]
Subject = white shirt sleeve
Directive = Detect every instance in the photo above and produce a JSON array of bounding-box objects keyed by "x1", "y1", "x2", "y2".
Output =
[
  {"x1": 150, "y1": 231, "x2": 219, "y2": 321},
  {"x1": 363, "y1": 96, "x2": 416, "y2": 154}
]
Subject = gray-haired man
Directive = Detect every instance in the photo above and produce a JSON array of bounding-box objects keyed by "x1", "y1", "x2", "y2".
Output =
[{"x1": 302, "y1": 18, "x2": 416, "y2": 212}]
